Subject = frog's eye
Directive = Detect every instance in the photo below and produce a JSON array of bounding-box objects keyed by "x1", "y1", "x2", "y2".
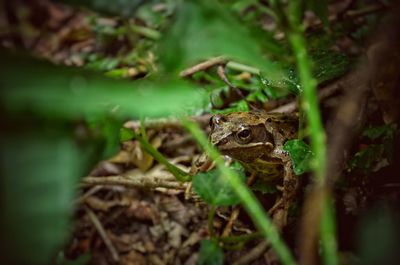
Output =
[{"x1": 236, "y1": 128, "x2": 252, "y2": 143}]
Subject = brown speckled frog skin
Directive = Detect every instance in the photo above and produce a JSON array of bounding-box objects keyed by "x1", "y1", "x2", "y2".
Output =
[
  {"x1": 209, "y1": 111, "x2": 298, "y2": 181},
  {"x1": 209, "y1": 111, "x2": 299, "y2": 225}
]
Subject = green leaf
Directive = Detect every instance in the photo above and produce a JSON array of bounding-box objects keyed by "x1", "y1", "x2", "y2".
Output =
[
  {"x1": 0, "y1": 133, "x2": 86, "y2": 265},
  {"x1": 312, "y1": 50, "x2": 350, "y2": 84},
  {"x1": 159, "y1": 0, "x2": 282, "y2": 78},
  {"x1": 362, "y1": 124, "x2": 397, "y2": 140},
  {"x1": 259, "y1": 70, "x2": 301, "y2": 99},
  {"x1": 283, "y1": 139, "x2": 314, "y2": 175},
  {"x1": 349, "y1": 144, "x2": 387, "y2": 173},
  {"x1": 86, "y1": 115, "x2": 123, "y2": 158},
  {"x1": 120, "y1": 127, "x2": 135, "y2": 142},
  {"x1": 0, "y1": 53, "x2": 205, "y2": 119},
  {"x1": 198, "y1": 240, "x2": 224, "y2": 265},
  {"x1": 193, "y1": 169, "x2": 244, "y2": 206}
]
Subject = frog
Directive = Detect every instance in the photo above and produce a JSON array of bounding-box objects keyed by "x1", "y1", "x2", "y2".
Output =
[{"x1": 209, "y1": 111, "x2": 299, "y2": 227}]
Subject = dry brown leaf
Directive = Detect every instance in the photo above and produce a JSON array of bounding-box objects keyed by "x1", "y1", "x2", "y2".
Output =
[
  {"x1": 125, "y1": 201, "x2": 155, "y2": 222},
  {"x1": 182, "y1": 232, "x2": 202, "y2": 248},
  {"x1": 120, "y1": 250, "x2": 146, "y2": 265},
  {"x1": 167, "y1": 221, "x2": 185, "y2": 248},
  {"x1": 133, "y1": 136, "x2": 163, "y2": 172},
  {"x1": 109, "y1": 150, "x2": 131, "y2": 164}
]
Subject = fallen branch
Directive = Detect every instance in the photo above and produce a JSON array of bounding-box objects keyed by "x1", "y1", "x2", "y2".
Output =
[
  {"x1": 86, "y1": 207, "x2": 120, "y2": 262},
  {"x1": 179, "y1": 56, "x2": 227, "y2": 77},
  {"x1": 82, "y1": 175, "x2": 188, "y2": 190}
]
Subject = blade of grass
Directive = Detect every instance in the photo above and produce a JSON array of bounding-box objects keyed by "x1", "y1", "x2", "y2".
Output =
[
  {"x1": 284, "y1": 1, "x2": 338, "y2": 264},
  {"x1": 130, "y1": 126, "x2": 190, "y2": 182},
  {"x1": 320, "y1": 196, "x2": 338, "y2": 265},
  {"x1": 182, "y1": 119, "x2": 296, "y2": 265}
]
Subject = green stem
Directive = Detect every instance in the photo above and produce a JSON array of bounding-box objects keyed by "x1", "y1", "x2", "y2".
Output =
[
  {"x1": 285, "y1": 1, "x2": 337, "y2": 265},
  {"x1": 225, "y1": 61, "x2": 260, "y2": 75},
  {"x1": 208, "y1": 205, "x2": 217, "y2": 238},
  {"x1": 130, "y1": 129, "x2": 190, "y2": 182},
  {"x1": 130, "y1": 24, "x2": 161, "y2": 40},
  {"x1": 320, "y1": 195, "x2": 338, "y2": 265},
  {"x1": 287, "y1": 33, "x2": 326, "y2": 180},
  {"x1": 182, "y1": 119, "x2": 296, "y2": 265}
]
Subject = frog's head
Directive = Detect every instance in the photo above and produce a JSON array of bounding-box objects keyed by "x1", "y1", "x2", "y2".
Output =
[{"x1": 209, "y1": 112, "x2": 274, "y2": 163}]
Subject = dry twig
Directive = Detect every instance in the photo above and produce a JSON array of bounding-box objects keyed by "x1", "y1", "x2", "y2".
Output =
[
  {"x1": 86, "y1": 207, "x2": 120, "y2": 262},
  {"x1": 82, "y1": 175, "x2": 188, "y2": 190},
  {"x1": 179, "y1": 56, "x2": 227, "y2": 77}
]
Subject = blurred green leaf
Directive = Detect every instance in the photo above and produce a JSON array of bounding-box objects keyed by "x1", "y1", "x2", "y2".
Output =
[
  {"x1": 193, "y1": 169, "x2": 245, "y2": 206},
  {"x1": 86, "y1": 56, "x2": 120, "y2": 71},
  {"x1": 120, "y1": 127, "x2": 135, "y2": 142},
  {"x1": 0, "y1": 53, "x2": 205, "y2": 119},
  {"x1": 283, "y1": 139, "x2": 314, "y2": 175},
  {"x1": 350, "y1": 125, "x2": 397, "y2": 172},
  {"x1": 312, "y1": 50, "x2": 350, "y2": 84},
  {"x1": 159, "y1": 0, "x2": 283, "y2": 78},
  {"x1": 57, "y1": 0, "x2": 148, "y2": 18},
  {"x1": 348, "y1": 144, "x2": 391, "y2": 173},
  {"x1": 260, "y1": 71, "x2": 301, "y2": 98},
  {"x1": 357, "y1": 206, "x2": 400, "y2": 265},
  {"x1": 86, "y1": 115, "x2": 123, "y2": 158},
  {"x1": 56, "y1": 253, "x2": 91, "y2": 265},
  {"x1": 362, "y1": 124, "x2": 397, "y2": 140},
  {"x1": 251, "y1": 178, "x2": 278, "y2": 194},
  {"x1": 198, "y1": 240, "x2": 224, "y2": 265},
  {"x1": 307, "y1": 0, "x2": 329, "y2": 26},
  {"x1": 211, "y1": 100, "x2": 250, "y2": 114},
  {"x1": 0, "y1": 133, "x2": 85, "y2": 265},
  {"x1": 105, "y1": 68, "x2": 131, "y2": 78}
]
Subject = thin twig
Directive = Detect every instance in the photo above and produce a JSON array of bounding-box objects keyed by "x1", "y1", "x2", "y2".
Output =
[
  {"x1": 81, "y1": 175, "x2": 188, "y2": 190},
  {"x1": 179, "y1": 56, "x2": 227, "y2": 77},
  {"x1": 222, "y1": 172, "x2": 257, "y2": 237},
  {"x1": 85, "y1": 207, "x2": 120, "y2": 262},
  {"x1": 76, "y1": 185, "x2": 104, "y2": 204},
  {"x1": 216, "y1": 65, "x2": 259, "y2": 110},
  {"x1": 233, "y1": 240, "x2": 269, "y2": 265},
  {"x1": 217, "y1": 65, "x2": 234, "y2": 87},
  {"x1": 179, "y1": 56, "x2": 262, "y2": 78},
  {"x1": 124, "y1": 114, "x2": 212, "y2": 131}
]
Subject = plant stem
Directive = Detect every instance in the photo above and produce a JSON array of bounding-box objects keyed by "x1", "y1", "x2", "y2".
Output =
[
  {"x1": 320, "y1": 195, "x2": 338, "y2": 265},
  {"x1": 285, "y1": 1, "x2": 337, "y2": 264},
  {"x1": 130, "y1": 24, "x2": 161, "y2": 40},
  {"x1": 225, "y1": 61, "x2": 260, "y2": 75},
  {"x1": 208, "y1": 205, "x2": 217, "y2": 238},
  {"x1": 130, "y1": 129, "x2": 190, "y2": 182},
  {"x1": 183, "y1": 119, "x2": 296, "y2": 265},
  {"x1": 286, "y1": 35, "x2": 326, "y2": 180}
]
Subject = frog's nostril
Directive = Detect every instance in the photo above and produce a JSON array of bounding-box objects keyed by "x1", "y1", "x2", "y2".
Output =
[
  {"x1": 214, "y1": 115, "x2": 226, "y2": 125},
  {"x1": 219, "y1": 138, "x2": 228, "y2": 145}
]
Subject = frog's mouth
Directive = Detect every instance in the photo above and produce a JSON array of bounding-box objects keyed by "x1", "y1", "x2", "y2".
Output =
[{"x1": 217, "y1": 141, "x2": 274, "y2": 152}]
